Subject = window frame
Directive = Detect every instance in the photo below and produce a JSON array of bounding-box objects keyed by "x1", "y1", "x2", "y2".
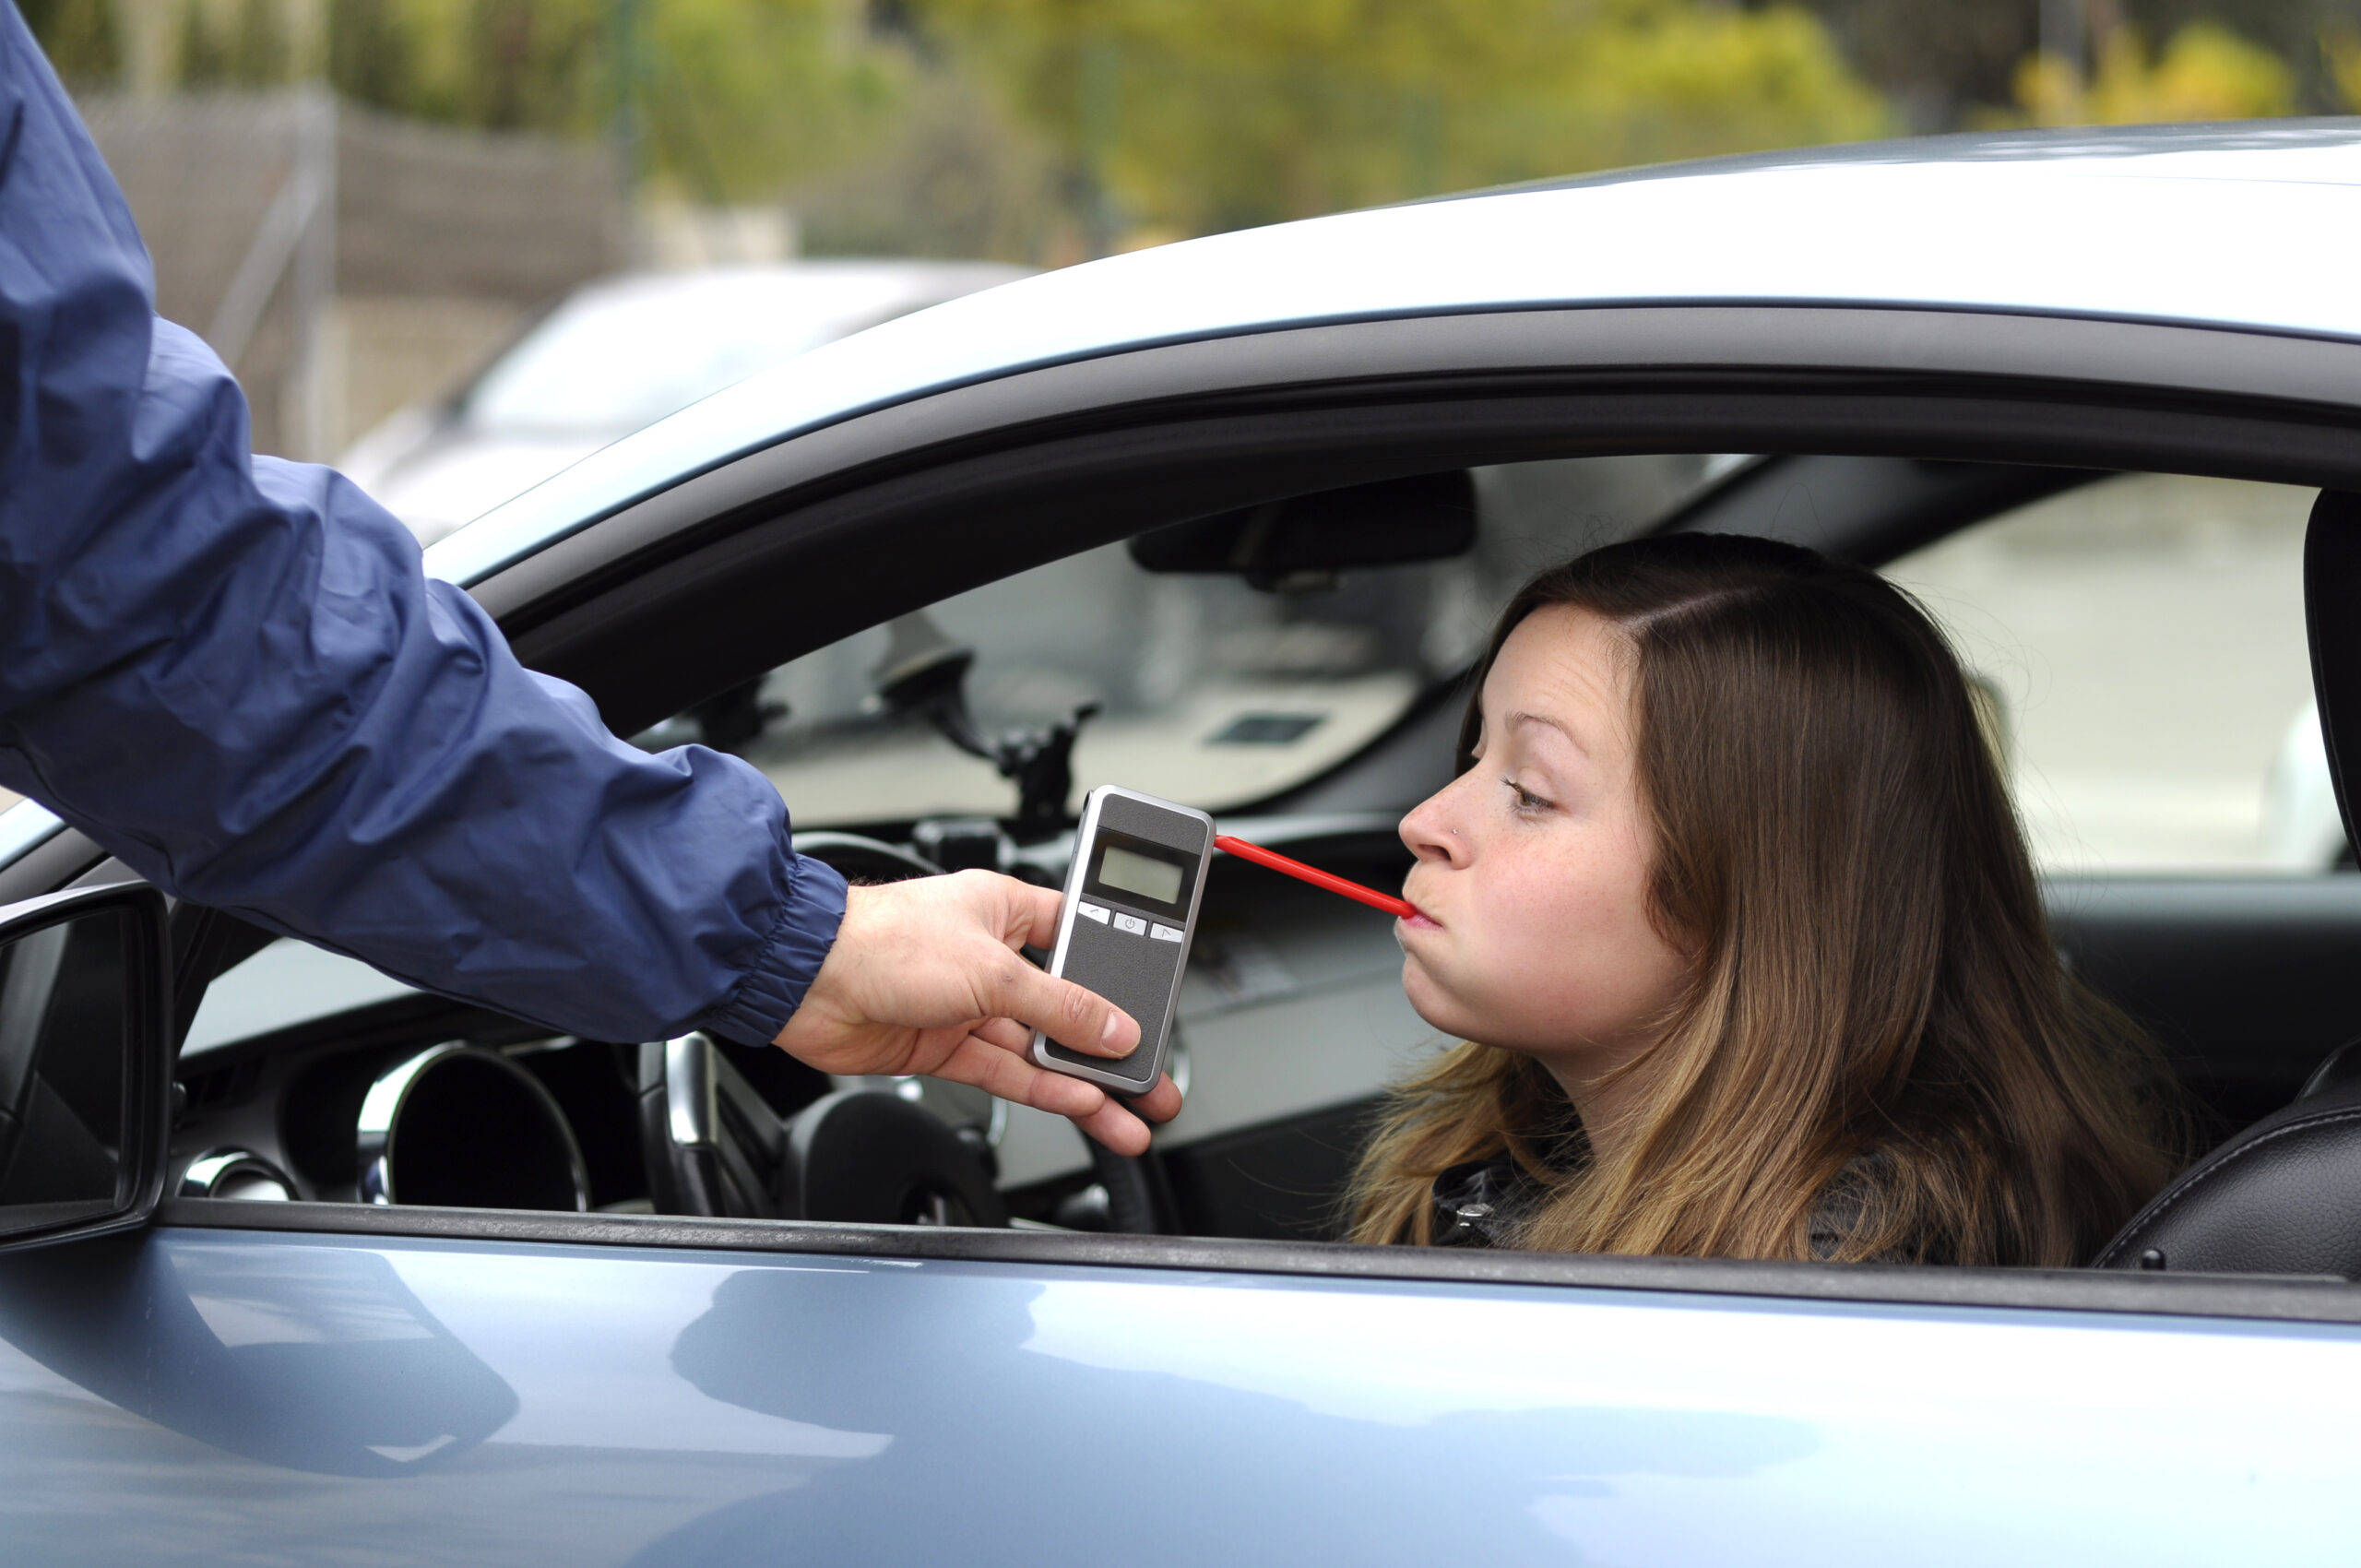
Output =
[{"x1": 22, "y1": 302, "x2": 2361, "y2": 1326}]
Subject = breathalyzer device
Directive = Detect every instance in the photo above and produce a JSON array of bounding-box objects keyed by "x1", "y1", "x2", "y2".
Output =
[{"x1": 1030, "y1": 784, "x2": 1214, "y2": 1096}]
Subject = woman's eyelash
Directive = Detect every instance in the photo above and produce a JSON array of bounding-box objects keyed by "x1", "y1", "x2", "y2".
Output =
[{"x1": 1502, "y1": 777, "x2": 1555, "y2": 813}]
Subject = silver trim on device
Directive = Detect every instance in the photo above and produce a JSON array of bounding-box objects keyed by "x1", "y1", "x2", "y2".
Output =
[{"x1": 1027, "y1": 784, "x2": 1214, "y2": 1097}]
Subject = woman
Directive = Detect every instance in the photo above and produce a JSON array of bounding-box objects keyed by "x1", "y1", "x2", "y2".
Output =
[{"x1": 1348, "y1": 532, "x2": 2178, "y2": 1265}]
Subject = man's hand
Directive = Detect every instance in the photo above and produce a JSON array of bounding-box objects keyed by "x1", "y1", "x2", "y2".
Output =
[{"x1": 774, "y1": 870, "x2": 1182, "y2": 1156}]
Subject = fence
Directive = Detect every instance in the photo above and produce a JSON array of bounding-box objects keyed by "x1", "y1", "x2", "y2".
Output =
[{"x1": 77, "y1": 90, "x2": 624, "y2": 459}]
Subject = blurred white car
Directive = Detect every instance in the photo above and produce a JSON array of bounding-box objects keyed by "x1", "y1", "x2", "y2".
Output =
[{"x1": 339, "y1": 261, "x2": 1029, "y2": 544}]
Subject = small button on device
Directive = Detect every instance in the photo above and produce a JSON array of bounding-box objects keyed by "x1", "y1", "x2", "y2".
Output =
[
  {"x1": 1150, "y1": 923, "x2": 1183, "y2": 943},
  {"x1": 1113, "y1": 913, "x2": 1148, "y2": 935},
  {"x1": 1076, "y1": 901, "x2": 1110, "y2": 923}
]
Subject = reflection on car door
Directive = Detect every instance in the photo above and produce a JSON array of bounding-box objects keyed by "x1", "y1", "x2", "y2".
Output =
[{"x1": 0, "y1": 1220, "x2": 2354, "y2": 1563}]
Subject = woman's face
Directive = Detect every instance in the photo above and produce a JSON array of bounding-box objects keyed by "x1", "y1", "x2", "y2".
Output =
[{"x1": 1394, "y1": 604, "x2": 1691, "y2": 1082}]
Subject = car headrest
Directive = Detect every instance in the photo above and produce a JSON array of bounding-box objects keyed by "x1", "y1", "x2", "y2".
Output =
[
  {"x1": 2304, "y1": 490, "x2": 2361, "y2": 858},
  {"x1": 2094, "y1": 1053, "x2": 2361, "y2": 1277}
]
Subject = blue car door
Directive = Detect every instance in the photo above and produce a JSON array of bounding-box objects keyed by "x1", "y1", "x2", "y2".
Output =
[{"x1": 1, "y1": 1206, "x2": 2355, "y2": 1565}]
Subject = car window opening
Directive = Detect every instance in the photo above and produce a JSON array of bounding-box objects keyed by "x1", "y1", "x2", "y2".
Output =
[{"x1": 174, "y1": 454, "x2": 2347, "y2": 1289}]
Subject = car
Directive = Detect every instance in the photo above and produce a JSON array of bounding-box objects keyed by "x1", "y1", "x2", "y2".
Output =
[
  {"x1": 3, "y1": 123, "x2": 2361, "y2": 1563},
  {"x1": 338, "y1": 261, "x2": 1029, "y2": 544}
]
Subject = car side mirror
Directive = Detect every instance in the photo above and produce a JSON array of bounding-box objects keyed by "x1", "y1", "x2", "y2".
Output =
[{"x1": 0, "y1": 884, "x2": 172, "y2": 1250}]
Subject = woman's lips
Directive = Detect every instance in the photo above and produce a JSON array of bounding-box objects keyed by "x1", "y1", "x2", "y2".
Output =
[{"x1": 1399, "y1": 909, "x2": 1442, "y2": 932}]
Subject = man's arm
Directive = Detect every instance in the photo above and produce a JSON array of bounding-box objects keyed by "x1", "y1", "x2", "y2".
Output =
[
  {"x1": 0, "y1": 14, "x2": 1166, "y2": 1149},
  {"x1": 0, "y1": 7, "x2": 833, "y2": 1046}
]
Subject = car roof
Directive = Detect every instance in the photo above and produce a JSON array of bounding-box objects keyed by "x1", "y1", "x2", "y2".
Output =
[
  {"x1": 464, "y1": 260, "x2": 1035, "y2": 415},
  {"x1": 427, "y1": 120, "x2": 2361, "y2": 590},
  {"x1": 533, "y1": 259, "x2": 1032, "y2": 311}
]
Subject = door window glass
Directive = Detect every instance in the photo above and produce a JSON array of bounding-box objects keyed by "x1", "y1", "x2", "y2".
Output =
[{"x1": 1885, "y1": 474, "x2": 2321, "y2": 873}]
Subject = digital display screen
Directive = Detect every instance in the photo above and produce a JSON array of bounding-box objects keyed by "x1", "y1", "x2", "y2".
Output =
[{"x1": 1097, "y1": 844, "x2": 1185, "y2": 906}]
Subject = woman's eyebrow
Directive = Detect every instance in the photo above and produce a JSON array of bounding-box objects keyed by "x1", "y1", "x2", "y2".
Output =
[{"x1": 1504, "y1": 709, "x2": 1587, "y2": 754}]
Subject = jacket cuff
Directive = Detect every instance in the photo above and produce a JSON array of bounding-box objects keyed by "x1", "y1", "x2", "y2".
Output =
[{"x1": 701, "y1": 852, "x2": 849, "y2": 1046}]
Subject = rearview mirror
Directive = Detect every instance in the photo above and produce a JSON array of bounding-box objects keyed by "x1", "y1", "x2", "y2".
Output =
[
  {"x1": 1128, "y1": 469, "x2": 1477, "y2": 588},
  {"x1": 0, "y1": 884, "x2": 172, "y2": 1250}
]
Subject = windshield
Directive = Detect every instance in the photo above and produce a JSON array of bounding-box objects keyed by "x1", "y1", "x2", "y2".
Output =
[{"x1": 641, "y1": 455, "x2": 1728, "y2": 826}]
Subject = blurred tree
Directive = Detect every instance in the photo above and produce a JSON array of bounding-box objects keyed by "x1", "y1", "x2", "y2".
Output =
[
  {"x1": 915, "y1": 0, "x2": 1892, "y2": 241},
  {"x1": 2121, "y1": 0, "x2": 2361, "y2": 109},
  {"x1": 640, "y1": 0, "x2": 907, "y2": 200},
  {"x1": 2319, "y1": 18, "x2": 2361, "y2": 103},
  {"x1": 789, "y1": 65, "x2": 1063, "y2": 257},
  {"x1": 18, "y1": 0, "x2": 121, "y2": 85},
  {"x1": 1796, "y1": 0, "x2": 2035, "y2": 127},
  {"x1": 180, "y1": 0, "x2": 294, "y2": 87},
  {"x1": 1797, "y1": 0, "x2": 2359, "y2": 125},
  {"x1": 2011, "y1": 19, "x2": 2297, "y2": 123},
  {"x1": 30, "y1": 0, "x2": 2343, "y2": 266},
  {"x1": 27, "y1": 0, "x2": 910, "y2": 204},
  {"x1": 324, "y1": 0, "x2": 904, "y2": 196}
]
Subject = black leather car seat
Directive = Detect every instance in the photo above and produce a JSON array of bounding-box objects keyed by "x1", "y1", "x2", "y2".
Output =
[
  {"x1": 2094, "y1": 1039, "x2": 2361, "y2": 1274},
  {"x1": 2094, "y1": 490, "x2": 2361, "y2": 1277}
]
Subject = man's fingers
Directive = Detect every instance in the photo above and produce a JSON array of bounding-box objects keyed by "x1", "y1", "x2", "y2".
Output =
[
  {"x1": 1075, "y1": 1096, "x2": 1152, "y2": 1157},
  {"x1": 987, "y1": 956, "x2": 1139, "y2": 1059},
  {"x1": 968, "y1": 1015, "x2": 1034, "y2": 1053},
  {"x1": 929, "y1": 1022, "x2": 1177, "y2": 1158},
  {"x1": 1130, "y1": 1073, "x2": 1182, "y2": 1124},
  {"x1": 932, "y1": 1030, "x2": 1111, "y2": 1122},
  {"x1": 966, "y1": 1016, "x2": 1177, "y2": 1124}
]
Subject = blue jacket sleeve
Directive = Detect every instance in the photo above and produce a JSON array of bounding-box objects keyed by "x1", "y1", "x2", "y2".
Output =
[{"x1": 0, "y1": 10, "x2": 845, "y2": 1047}]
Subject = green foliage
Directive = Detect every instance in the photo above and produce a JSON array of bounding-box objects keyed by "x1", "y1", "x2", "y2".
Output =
[
  {"x1": 18, "y1": 0, "x2": 119, "y2": 85},
  {"x1": 919, "y1": 0, "x2": 1892, "y2": 236},
  {"x1": 2325, "y1": 21, "x2": 2361, "y2": 107},
  {"x1": 2007, "y1": 20, "x2": 2299, "y2": 124},
  {"x1": 1658, "y1": 1, "x2": 2359, "y2": 127},
  {"x1": 637, "y1": 0, "x2": 908, "y2": 199},
  {"x1": 26, "y1": 0, "x2": 1893, "y2": 248},
  {"x1": 321, "y1": 0, "x2": 903, "y2": 194},
  {"x1": 26, "y1": 0, "x2": 908, "y2": 203},
  {"x1": 34, "y1": 0, "x2": 2340, "y2": 258}
]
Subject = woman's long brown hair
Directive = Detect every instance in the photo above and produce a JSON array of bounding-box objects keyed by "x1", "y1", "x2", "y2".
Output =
[{"x1": 1347, "y1": 533, "x2": 2179, "y2": 1265}]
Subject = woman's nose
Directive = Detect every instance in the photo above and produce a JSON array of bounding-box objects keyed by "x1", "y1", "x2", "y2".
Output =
[{"x1": 1399, "y1": 780, "x2": 1474, "y2": 868}]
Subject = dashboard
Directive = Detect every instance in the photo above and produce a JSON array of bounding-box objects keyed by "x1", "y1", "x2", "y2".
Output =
[{"x1": 167, "y1": 817, "x2": 1430, "y2": 1240}]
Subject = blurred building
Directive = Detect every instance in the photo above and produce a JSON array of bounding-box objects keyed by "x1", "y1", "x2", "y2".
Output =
[{"x1": 76, "y1": 89, "x2": 623, "y2": 461}]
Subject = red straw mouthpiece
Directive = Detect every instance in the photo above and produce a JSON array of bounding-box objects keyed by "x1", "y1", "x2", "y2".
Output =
[{"x1": 1214, "y1": 835, "x2": 1418, "y2": 919}]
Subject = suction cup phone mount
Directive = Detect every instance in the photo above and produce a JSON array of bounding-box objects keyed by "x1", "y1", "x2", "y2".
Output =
[{"x1": 872, "y1": 612, "x2": 1097, "y2": 841}]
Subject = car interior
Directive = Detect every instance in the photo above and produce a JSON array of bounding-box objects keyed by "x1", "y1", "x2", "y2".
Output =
[{"x1": 18, "y1": 413, "x2": 2361, "y2": 1278}]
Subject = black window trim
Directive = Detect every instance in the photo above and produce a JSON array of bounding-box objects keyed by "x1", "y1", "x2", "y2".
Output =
[
  {"x1": 164, "y1": 1195, "x2": 2361, "y2": 1326},
  {"x1": 472, "y1": 304, "x2": 2361, "y2": 740}
]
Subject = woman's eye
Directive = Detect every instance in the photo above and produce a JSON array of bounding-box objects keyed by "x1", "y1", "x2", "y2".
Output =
[{"x1": 1503, "y1": 777, "x2": 1554, "y2": 814}]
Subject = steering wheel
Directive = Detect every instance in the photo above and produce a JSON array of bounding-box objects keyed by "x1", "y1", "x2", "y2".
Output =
[
  {"x1": 635, "y1": 832, "x2": 1008, "y2": 1226},
  {"x1": 635, "y1": 830, "x2": 1173, "y2": 1231},
  {"x1": 637, "y1": 1032, "x2": 1008, "y2": 1225}
]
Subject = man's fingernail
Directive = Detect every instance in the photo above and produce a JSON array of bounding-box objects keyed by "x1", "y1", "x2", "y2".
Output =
[{"x1": 1103, "y1": 1014, "x2": 1125, "y2": 1044}]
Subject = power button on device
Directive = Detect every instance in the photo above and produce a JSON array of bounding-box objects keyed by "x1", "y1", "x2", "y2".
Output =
[{"x1": 1113, "y1": 913, "x2": 1148, "y2": 935}]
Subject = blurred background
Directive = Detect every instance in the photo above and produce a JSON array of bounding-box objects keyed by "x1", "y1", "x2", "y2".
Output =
[
  {"x1": 18, "y1": 0, "x2": 2361, "y2": 874},
  {"x1": 23, "y1": 0, "x2": 2361, "y2": 470}
]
